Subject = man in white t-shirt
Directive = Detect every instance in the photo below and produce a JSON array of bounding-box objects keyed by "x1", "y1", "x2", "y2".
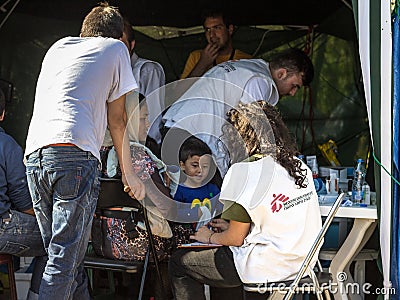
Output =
[
  {"x1": 161, "y1": 48, "x2": 314, "y2": 175},
  {"x1": 24, "y1": 4, "x2": 144, "y2": 299}
]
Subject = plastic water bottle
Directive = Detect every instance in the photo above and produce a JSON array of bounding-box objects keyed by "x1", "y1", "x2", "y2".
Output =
[
  {"x1": 362, "y1": 181, "x2": 371, "y2": 205},
  {"x1": 352, "y1": 158, "x2": 366, "y2": 204}
]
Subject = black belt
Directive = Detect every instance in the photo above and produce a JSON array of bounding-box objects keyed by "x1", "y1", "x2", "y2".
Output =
[{"x1": 95, "y1": 208, "x2": 142, "y2": 221}]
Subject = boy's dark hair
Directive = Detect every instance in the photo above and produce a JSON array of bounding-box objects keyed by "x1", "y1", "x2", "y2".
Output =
[
  {"x1": 0, "y1": 89, "x2": 5, "y2": 116},
  {"x1": 80, "y1": 2, "x2": 124, "y2": 39},
  {"x1": 179, "y1": 136, "x2": 212, "y2": 163},
  {"x1": 269, "y1": 48, "x2": 314, "y2": 87}
]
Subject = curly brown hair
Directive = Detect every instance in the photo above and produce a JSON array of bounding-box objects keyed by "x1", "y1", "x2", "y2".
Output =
[{"x1": 221, "y1": 101, "x2": 308, "y2": 188}]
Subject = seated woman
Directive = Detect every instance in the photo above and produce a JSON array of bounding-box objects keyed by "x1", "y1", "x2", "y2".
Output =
[
  {"x1": 93, "y1": 91, "x2": 173, "y2": 262},
  {"x1": 168, "y1": 101, "x2": 322, "y2": 300},
  {"x1": 93, "y1": 92, "x2": 177, "y2": 299}
]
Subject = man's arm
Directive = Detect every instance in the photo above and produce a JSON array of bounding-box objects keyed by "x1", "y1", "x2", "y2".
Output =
[
  {"x1": 2, "y1": 137, "x2": 33, "y2": 213},
  {"x1": 186, "y1": 44, "x2": 219, "y2": 78},
  {"x1": 107, "y1": 94, "x2": 145, "y2": 200}
]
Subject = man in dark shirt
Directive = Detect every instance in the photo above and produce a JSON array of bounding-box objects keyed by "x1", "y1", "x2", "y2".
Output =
[{"x1": 0, "y1": 89, "x2": 46, "y2": 299}]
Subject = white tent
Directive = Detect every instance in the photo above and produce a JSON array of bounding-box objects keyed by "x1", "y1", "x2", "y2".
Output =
[{"x1": 354, "y1": 0, "x2": 393, "y2": 297}]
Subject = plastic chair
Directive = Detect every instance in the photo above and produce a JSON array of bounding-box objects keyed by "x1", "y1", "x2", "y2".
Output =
[
  {"x1": 0, "y1": 254, "x2": 17, "y2": 300},
  {"x1": 243, "y1": 193, "x2": 346, "y2": 300},
  {"x1": 83, "y1": 177, "x2": 165, "y2": 300},
  {"x1": 319, "y1": 247, "x2": 378, "y2": 299}
]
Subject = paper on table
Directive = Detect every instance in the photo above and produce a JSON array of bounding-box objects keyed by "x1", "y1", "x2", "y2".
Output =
[
  {"x1": 177, "y1": 242, "x2": 222, "y2": 248},
  {"x1": 195, "y1": 206, "x2": 212, "y2": 231}
]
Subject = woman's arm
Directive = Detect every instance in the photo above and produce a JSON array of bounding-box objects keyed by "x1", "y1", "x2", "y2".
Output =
[
  {"x1": 107, "y1": 95, "x2": 145, "y2": 200},
  {"x1": 190, "y1": 220, "x2": 250, "y2": 247}
]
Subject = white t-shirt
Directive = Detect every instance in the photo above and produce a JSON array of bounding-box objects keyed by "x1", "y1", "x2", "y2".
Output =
[
  {"x1": 131, "y1": 53, "x2": 166, "y2": 143},
  {"x1": 220, "y1": 156, "x2": 322, "y2": 283},
  {"x1": 25, "y1": 37, "x2": 137, "y2": 161},
  {"x1": 162, "y1": 59, "x2": 279, "y2": 175}
]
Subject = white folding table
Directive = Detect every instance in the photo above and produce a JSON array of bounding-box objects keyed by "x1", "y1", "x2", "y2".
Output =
[{"x1": 319, "y1": 204, "x2": 378, "y2": 300}]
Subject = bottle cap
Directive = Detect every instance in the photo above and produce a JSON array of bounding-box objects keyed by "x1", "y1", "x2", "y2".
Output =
[{"x1": 357, "y1": 158, "x2": 364, "y2": 163}]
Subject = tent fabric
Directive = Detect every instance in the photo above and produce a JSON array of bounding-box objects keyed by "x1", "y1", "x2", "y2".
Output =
[
  {"x1": 354, "y1": 0, "x2": 393, "y2": 297},
  {"x1": 12, "y1": 0, "x2": 345, "y2": 28},
  {"x1": 1, "y1": 11, "x2": 367, "y2": 163},
  {"x1": 0, "y1": 0, "x2": 391, "y2": 293},
  {"x1": 391, "y1": 5, "x2": 400, "y2": 296}
]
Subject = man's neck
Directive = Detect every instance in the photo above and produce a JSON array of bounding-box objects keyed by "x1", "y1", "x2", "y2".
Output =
[{"x1": 218, "y1": 44, "x2": 234, "y2": 56}]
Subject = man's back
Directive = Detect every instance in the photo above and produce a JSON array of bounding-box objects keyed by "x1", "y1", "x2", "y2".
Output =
[
  {"x1": 162, "y1": 59, "x2": 278, "y2": 175},
  {"x1": 131, "y1": 54, "x2": 165, "y2": 97},
  {"x1": 25, "y1": 36, "x2": 136, "y2": 160},
  {"x1": 164, "y1": 59, "x2": 277, "y2": 129}
]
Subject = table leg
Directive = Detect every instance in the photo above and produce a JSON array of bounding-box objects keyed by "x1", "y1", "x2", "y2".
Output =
[
  {"x1": 329, "y1": 219, "x2": 376, "y2": 300},
  {"x1": 353, "y1": 260, "x2": 366, "y2": 299}
]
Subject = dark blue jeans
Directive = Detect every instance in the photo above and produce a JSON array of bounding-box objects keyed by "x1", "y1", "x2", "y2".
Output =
[
  {"x1": 168, "y1": 246, "x2": 243, "y2": 300},
  {"x1": 0, "y1": 209, "x2": 47, "y2": 297},
  {"x1": 26, "y1": 146, "x2": 100, "y2": 300}
]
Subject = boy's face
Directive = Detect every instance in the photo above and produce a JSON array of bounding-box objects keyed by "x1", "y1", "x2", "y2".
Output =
[{"x1": 180, "y1": 154, "x2": 212, "y2": 186}]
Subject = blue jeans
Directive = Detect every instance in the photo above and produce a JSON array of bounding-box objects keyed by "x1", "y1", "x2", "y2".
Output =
[
  {"x1": 26, "y1": 146, "x2": 100, "y2": 300},
  {"x1": 0, "y1": 209, "x2": 47, "y2": 296}
]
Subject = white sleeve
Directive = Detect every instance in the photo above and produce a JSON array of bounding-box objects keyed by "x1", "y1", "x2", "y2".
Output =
[
  {"x1": 108, "y1": 45, "x2": 138, "y2": 102},
  {"x1": 242, "y1": 77, "x2": 279, "y2": 106}
]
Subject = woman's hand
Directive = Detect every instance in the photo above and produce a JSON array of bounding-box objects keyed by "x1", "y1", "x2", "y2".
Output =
[
  {"x1": 190, "y1": 225, "x2": 214, "y2": 244},
  {"x1": 122, "y1": 173, "x2": 146, "y2": 200},
  {"x1": 209, "y1": 218, "x2": 229, "y2": 232},
  {"x1": 191, "y1": 220, "x2": 251, "y2": 247}
]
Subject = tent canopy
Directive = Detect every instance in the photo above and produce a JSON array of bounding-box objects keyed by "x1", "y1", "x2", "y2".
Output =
[
  {"x1": 0, "y1": 0, "x2": 365, "y2": 166},
  {"x1": 1, "y1": 0, "x2": 394, "y2": 296},
  {"x1": 13, "y1": 0, "x2": 347, "y2": 27}
]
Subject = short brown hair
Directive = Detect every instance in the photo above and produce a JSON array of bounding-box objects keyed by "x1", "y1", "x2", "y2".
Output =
[
  {"x1": 269, "y1": 48, "x2": 314, "y2": 86},
  {"x1": 80, "y1": 2, "x2": 124, "y2": 39}
]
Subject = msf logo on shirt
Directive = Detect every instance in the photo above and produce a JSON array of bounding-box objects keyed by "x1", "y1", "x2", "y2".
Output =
[{"x1": 271, "y1": 193, "x2": 289, "y2": 213}]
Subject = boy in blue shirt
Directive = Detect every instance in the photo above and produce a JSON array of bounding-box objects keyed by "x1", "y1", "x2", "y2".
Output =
[
  {"x1": 174, "y1": 136, "x2": 221, "y2": 217},
  {"x1": 171, "y1": 136, "x2": 222, "y2": 248}
]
